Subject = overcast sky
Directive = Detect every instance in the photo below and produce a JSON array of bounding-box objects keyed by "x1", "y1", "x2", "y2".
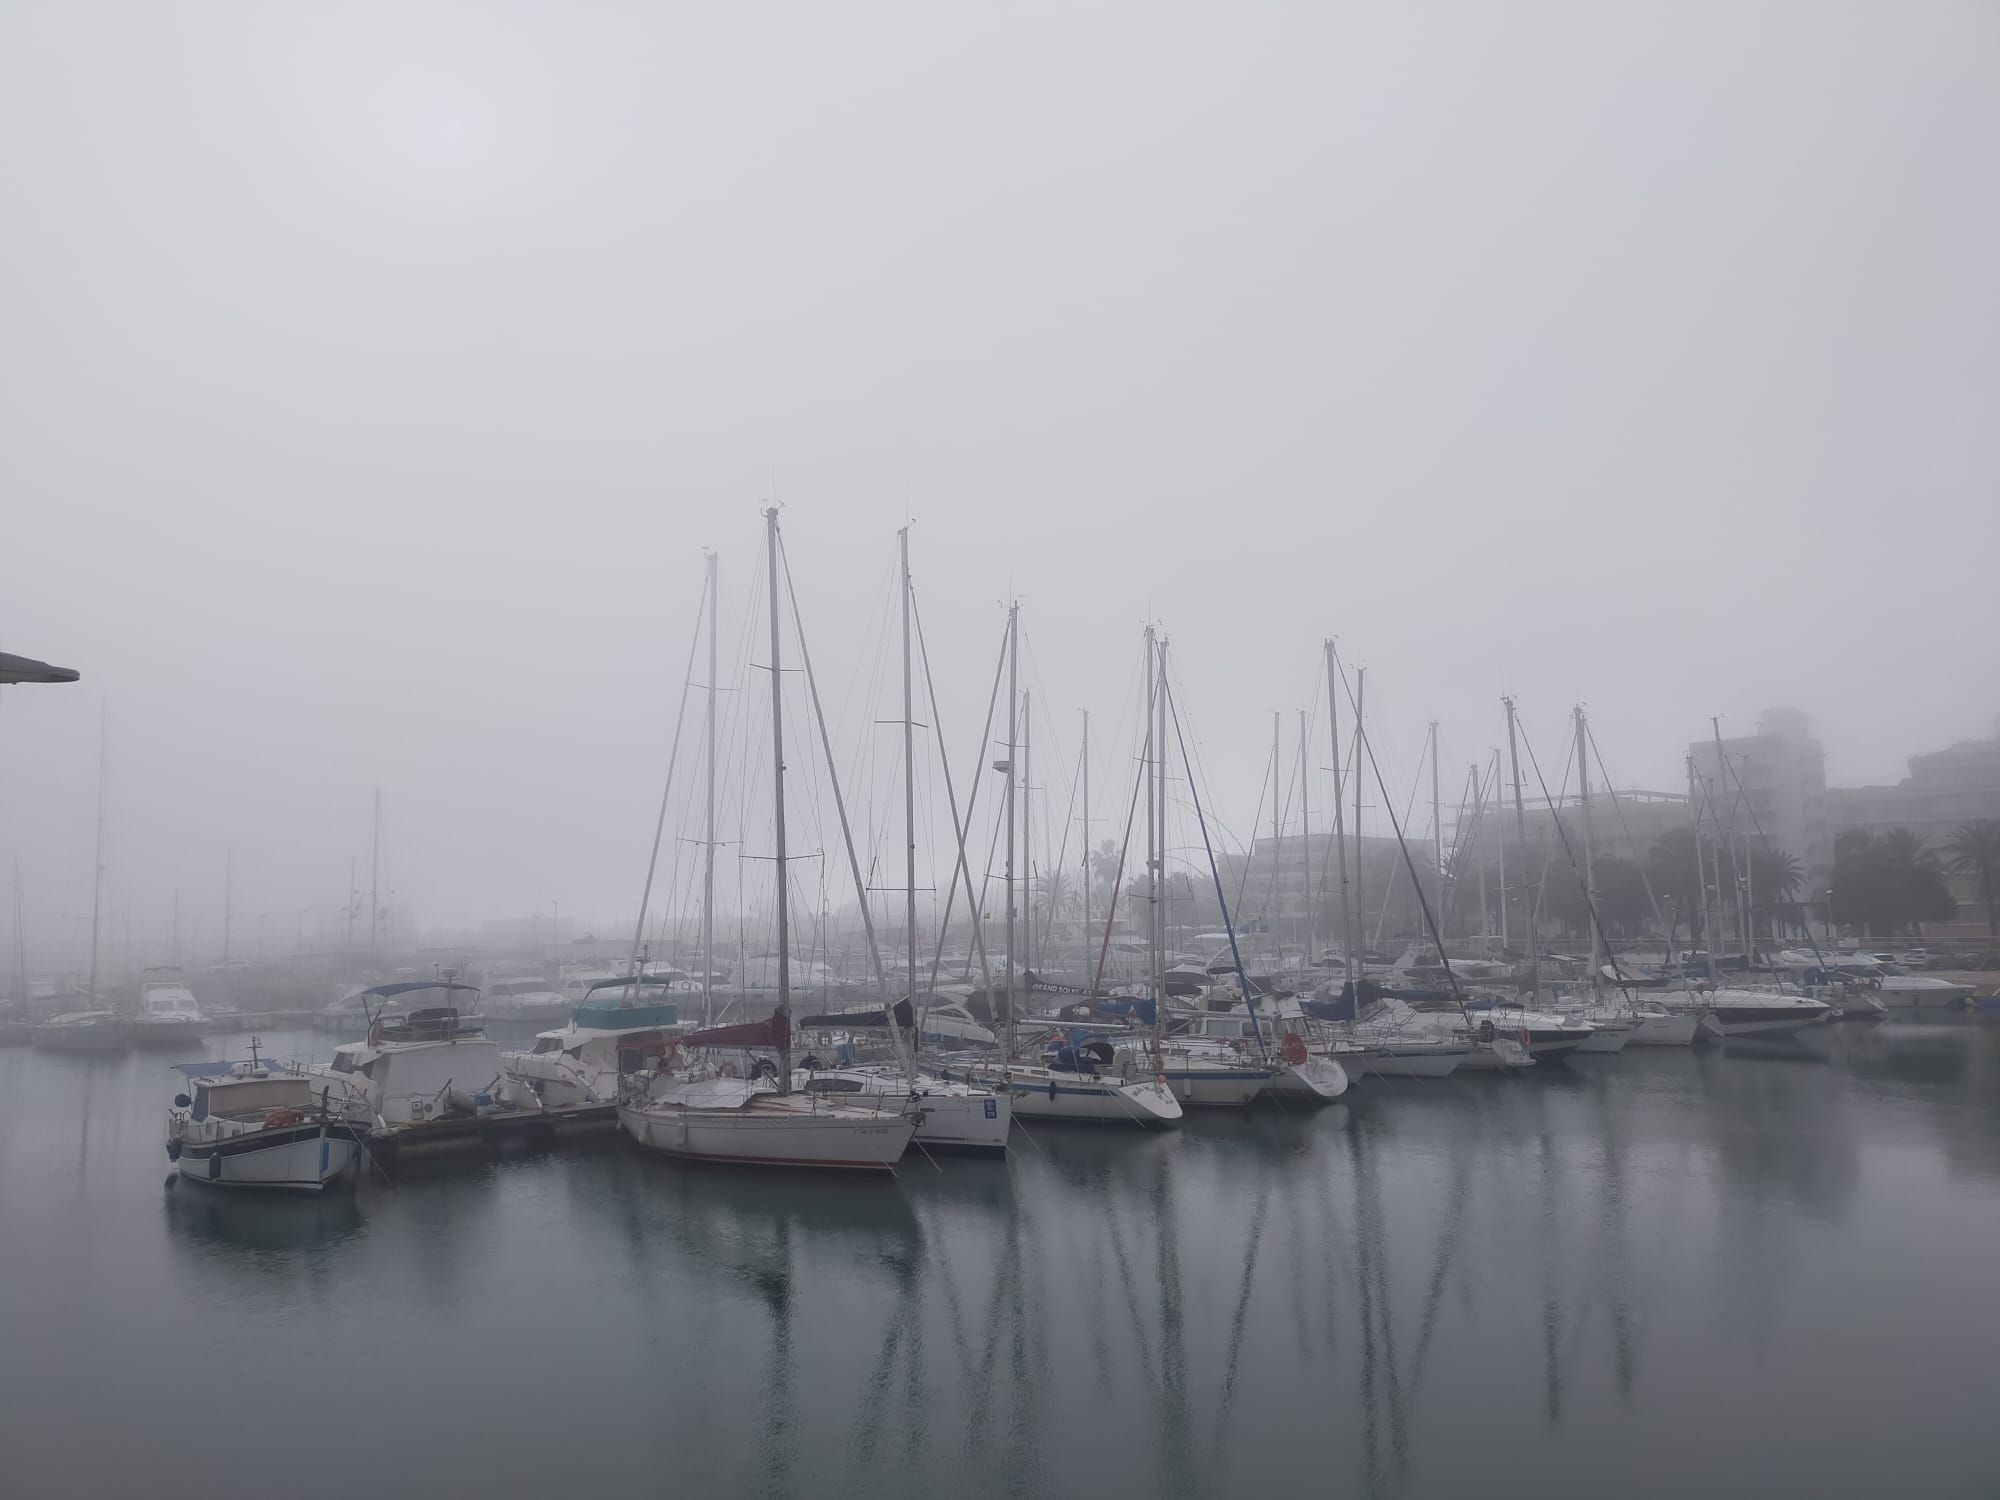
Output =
[{"x1": 2, "y1": 3, "x2": 1995, "y2": 962}]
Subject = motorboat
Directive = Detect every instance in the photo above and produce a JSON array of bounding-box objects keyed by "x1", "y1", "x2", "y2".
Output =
[
  {"x1": 301, "y1": 981, "x2": 509, "y2": 1127},
  {"x1": 1870, "y1": 972, "x2": 1974, "y2": 1010},
  {"x1": 1661, "y1": 987, "x2": 1835, "y2": 1038},
  {"x1": 132, "y1": 968, "x2": 207, "y2": 1047},
  {"x1": 502, "y1": 976, "x2": 686, "y2": 1108},
  {"x1": 617, "y1": 1010, "x2": 917, "y2": 1171},
  {"x1": 31, "y1": 1009, "x2": 129, "y2": 1051},
  {"x1": 167, "y1": 1057, "x2": 365, "y2": 1193}
]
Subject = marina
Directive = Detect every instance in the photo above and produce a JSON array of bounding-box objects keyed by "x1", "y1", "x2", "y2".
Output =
[{"x1": 5, "y1": 1016, "x2": 2000, "y2": 1499}]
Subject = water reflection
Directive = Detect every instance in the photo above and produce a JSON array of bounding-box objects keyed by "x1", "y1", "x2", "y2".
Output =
[{"x1": 164, "y1": 1183, "x2": 365, "y2": 1257}]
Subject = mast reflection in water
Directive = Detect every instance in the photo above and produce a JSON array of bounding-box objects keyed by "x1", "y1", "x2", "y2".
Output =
[{"x1": 3, "y1": 1024, "x2": 2000, "y2": 1499}]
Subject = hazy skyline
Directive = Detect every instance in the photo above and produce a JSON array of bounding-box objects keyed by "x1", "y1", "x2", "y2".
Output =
[{"x1": 3, "y1": 3, "x2": 1996, "y2": 956}]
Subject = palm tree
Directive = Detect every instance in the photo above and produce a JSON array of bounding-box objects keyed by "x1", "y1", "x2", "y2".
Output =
[{"x1": 1945, "y1": 820, "x2": 2000, "y2": 936}]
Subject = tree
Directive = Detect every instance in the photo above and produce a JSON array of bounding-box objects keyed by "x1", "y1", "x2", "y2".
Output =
[
  {"x1": 1830, "y1": 828, "x2": 1957, "y2": 938},
  {"x1": 1944, "y1": 820, "x2": 2000, "y2": 936},
  {"x1": 1543, "y1": 854, "x2": 1651, "y2": 941}
]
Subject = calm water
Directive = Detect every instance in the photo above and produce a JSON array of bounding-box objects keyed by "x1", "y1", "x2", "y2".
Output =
[{"x1": 4, "y1": 1021, "x2": 1999, "y2": 1500}]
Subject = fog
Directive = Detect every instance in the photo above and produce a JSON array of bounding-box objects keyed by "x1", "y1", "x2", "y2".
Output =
[{"x1": 2, "y1": 4, "x2": 1995, "y2": 964}]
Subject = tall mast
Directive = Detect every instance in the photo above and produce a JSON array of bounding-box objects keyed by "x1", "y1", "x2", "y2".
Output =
[
  {"x1": 1080, "y1": 709, "x2": 1090, "y2": 989},
  {"x1": 85, "y1": 705, "x2": 107, "y2": 995},
  {"x1": 1576, "y1": 707, "x2": 1601, "y2": 985},
  {"x1": 1687, "y1": 754, "x2": 1716, "y2": 975},
  {"x1": 1352, "y1": 667, "x2": 1366, "y2": 951},
  {"x1": 346, "y1": 856, "x2": 356, "y2": 953},
  {"x1": 1471, "y1": 763, "x2": 1489, "y2": 937},
  {"x1": 1299, "y1": 709, "x2": 1312, "y2": 964},
  {"x1": 1504, "y1": 696, "x2": 1541, "y2": 1000},
  {"x1": 11, "y1": 858, "x2": 25, "y2": 1007},
  {"x1": 1710, "y1": 717, "x2": 1736, "y2": 958},
  {"x1": 1324, "y1": 642, "x2": 1354, "y2": 986},
  {"x1": 765, "y1": 506, "x2": 793, "y2": 1094},
  {"x1": 1271, "y1": 710, "x2": 1282, "y2": 940},
  {"x1": 221, "y1": 850, "x2": 232, "y2": 967},
  {"x1": 1143, "y1": 626, "x2": 1158, "y2": 1010},
  {"x1": 702, "y1": 549, "x2": 719, "y2": 1027},
  {"x1": 1155, "y1": 634, "x2": 1169, "y2": 1014},
  {"x1": 1429, "y1": 720, "x2": 1443, "y2": 942},
  {"x1": 899, "y1": 527, "x2": 918, "y2": 1028},
  {"x1": 1002, "y1": 602, "x2": 1019, "y2": 1058},
  {"x1": 1495, "y1": 750, "x2": 1510, "y2": 949},
  {"x1": 368, "y1": 786, "x2": 381, "y2": 958},
  {"x1": 1022, "y1": 691, "x2": 1033, "y2": 977}
]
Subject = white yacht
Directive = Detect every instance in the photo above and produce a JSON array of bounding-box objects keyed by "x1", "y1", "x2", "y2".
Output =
[
  {"x1": 481, "y1": 975, "x2": 572, "y2": 1023},
  {"x1": 1660, "y1": 987, "x2": 1835, "y2": 1038},
  {"x1": 167, "y1": 1056, "x2": 365, "y2": 1193},
  {"x1": 302, "y1": 981, "x2": 509, "y2": 1127},
  {"x1": 132, "y1": 968, "x2": 207, "y2": 1047},
  {"x1": 503, "y1": 976, "x2": 688, "y2": 1108}
]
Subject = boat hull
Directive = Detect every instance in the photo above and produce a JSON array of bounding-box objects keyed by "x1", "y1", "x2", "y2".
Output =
[
  {"x1": 1159, "y1": 1063, "x2": 1273, "y2": 1107},
  {"x1": 958, "y1": 1065, "x2": 1182, "y2": 1125},
  {"x1": 1698, "y1": 1006, "x2": 1833, "y2": 1038},
  {"x1": 617, "y1": 1102, "x2": 915, "y2": 1171},
  {"x1": 1627, "y1": 1013, "x2": 1699, "y2": 1046},
  {"x1": 1268, "y1": 1056, "x2": 1348, "y2": 1100},
  {"x1": 32, "y1": 1021, "x2": 129, "y2": 1051},
  {"x1": 1574, "y1": 1024, "x2": 1632, "y2": 1055},
  {"x1": 171, "y1": 1122, "x2": 364, "y2": 1194},
  {"x1": 1340, "y1": 1043, "x2": 1469, "y2": 1079}
]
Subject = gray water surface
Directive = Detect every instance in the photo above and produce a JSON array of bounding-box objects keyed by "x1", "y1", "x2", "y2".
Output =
[{"x1": 3, "y1": 1022, "x2": 1998, "y2": 1500}]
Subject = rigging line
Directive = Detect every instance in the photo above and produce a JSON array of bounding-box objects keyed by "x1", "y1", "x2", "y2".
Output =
[
  {"x1": 1327, "y1": 654, "x2": 1468, "y2": 1007},
  {"x1": 1368, "y1": 725, "x2": 1434, "y2": 950},
  {"x1": 1163, "y1": 665, "x2": 1268, "y2": 1055},
  {"x1": 909, "y1": 581, "x2": 999, "y2": 1009},
  {"x1": 776, "y1": 537, "x2": 906, "y2": 1074},
  {"x1": 628, "y1": 565, "x2": 711, "y2": 976},
  {"x1": 1584, "y1": 724, "x2": 1671, "y2": 941},
  {"x1": 1090, "y1": 685, "x2": 1152, "y2": 999},
  {"x1": 920, "y1": 604, "x2": 1008, "y2": 992},
  {"x1": 1517, "y1": 716, "x2": 1630, "y2": 985},
  {"x1": 1036, "y1": 735, "x2": 1085, "y2": 960}
]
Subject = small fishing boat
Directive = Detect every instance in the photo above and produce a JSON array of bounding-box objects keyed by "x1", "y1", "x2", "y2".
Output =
[
  {"x1": 131, "y1": 967, "x2": 207, "y2": 1047},
  {"x1": 167, "y1": 1055, "x2": 365, "y2": 1193}
]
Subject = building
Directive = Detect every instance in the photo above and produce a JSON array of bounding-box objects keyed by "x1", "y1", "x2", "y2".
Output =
[
  {"x1": 1688, "y1": 707, "x2": 1831, "y2": 897},
  {"x1": 1828, "y1": 719, "x2": 2000, "y2": 931}
]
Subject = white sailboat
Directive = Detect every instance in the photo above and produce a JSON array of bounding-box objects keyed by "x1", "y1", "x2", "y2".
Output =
[{"x1": 617, "y1": 517, "x2": 918, "y2": 1172}]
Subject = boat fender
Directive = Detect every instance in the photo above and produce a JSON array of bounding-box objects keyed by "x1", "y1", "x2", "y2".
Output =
[
  {"x1": 263, "y1": 1107, "x2": 306, "y2": 1128},
  {"x1": 165, "y1": 1139, "x2": 182, "y2": 1162},
  {"x1": 1477, "y1": 1019, "x2": 1495, "y2": 1043},
  {"x1": 1048, "y1": 1077, "x2": 1058, "y2": 1101},
  {"x1": 1281, "y1": 1033, "x2": 1309, "y2": 1067}
]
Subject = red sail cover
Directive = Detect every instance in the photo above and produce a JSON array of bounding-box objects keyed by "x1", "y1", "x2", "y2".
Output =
[{"x1": 683, "y1": 1010, "x2": 789, "y2": 1051}]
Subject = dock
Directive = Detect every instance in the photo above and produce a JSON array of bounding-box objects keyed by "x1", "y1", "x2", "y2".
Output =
[{"x1": 364, "y1": 1100, "x2": 618, "y2": 1173}]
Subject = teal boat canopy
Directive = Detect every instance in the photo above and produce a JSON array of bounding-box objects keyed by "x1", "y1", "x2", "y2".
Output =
[{"x1": 572, "y1": 999, "x2": 679, "y2": 1031}]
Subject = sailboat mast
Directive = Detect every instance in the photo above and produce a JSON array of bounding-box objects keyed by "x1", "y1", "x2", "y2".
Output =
[
  {"x1": 221, "y1": 851, "x2": 232, "y2": 967},
  {"x1": 765, "y1": 506, "x2": 793, "y2": 1094},
  {"x1": 1687, "y1": 754, "x2": 1712, "y2": 974},
  {"x1": 1471, "y1": 763, "x2": 1488, "y2": 937},
  {"x1": 1155, "y1": 634, "x2": 1169, "y2": 1017},
  {"x1": 1299, "y1": 709, "x2": 1312, "y2": 964},
  {"x1": 702, "y1": 548, "x2": 719, "y2": 1028},
  {"x1": 1270, "y1": 710, "x2": 1281, "y2": 943},
  {"x1": 1505, "y1": 696, "x2": 1541, "y2": 1000},
  {"x1": 1022, "y1": 691, "x2": 1033, "y2": 977},
  {"x1": 1143, "y1": 626, "x2": 1158, "y2": 1013},
  {"x1": 86, "y1": 706, "x2": 107, "y2": 995},
  {"x1": 899, "y1": 527, "x2": 918, "y2": 1027},
  {"x1": 1080, "y1": 709, "x2": 1090, "y2": 990},
  {"x1": 1323, "y1": 642, "x2": 1353, "y2": 986},
  {"x1": 1495, "y1": 750, "x2": 1510, "y2": 949},
  {"x1": 1352, "y1": 667, "x2": 1366, "y2": 951},
  {"x1": 1002, "y1": 602, "x2": 1019, "y2": 1058},
  {"x1": 1577, "y1": 707, "x2": 1601, "y2": 984},
  {"x1": 1429, "y1": 720, "x2": 1443, "y2": 940},
  {"x1": 368, "y1": 787, "x2": 380, "y2": 958}
]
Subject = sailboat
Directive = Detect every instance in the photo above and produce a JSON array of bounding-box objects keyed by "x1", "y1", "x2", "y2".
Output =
[
  {"x1": 35, "y1": 707, "x2": 126, "y2": 1052},
  {"x1": 959, "y1": 612, "x2": 1182, "y2": 1125},
  {"x1": 780, "y1": 527, "x2": 1011, "y2": 1155},
  {"x1": 617, "y1": 513, "x2": 918, "y2": 1172}
]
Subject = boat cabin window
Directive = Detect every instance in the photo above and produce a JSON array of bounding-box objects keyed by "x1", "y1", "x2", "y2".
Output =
[
  {"x1": 201, "y1": 1078, "x2": 310, "y2": 1117},
  {"x1": 330, "y1": 1052, "x2": 358, "y2": 1074},
  {"x1": 804, "y1": 1077, "x2": 865, "y2": 1094}
]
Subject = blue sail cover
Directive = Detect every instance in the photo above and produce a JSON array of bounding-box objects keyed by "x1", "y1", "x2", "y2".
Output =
[{"x1": 797, "y1": 999, "x2": 916, "y2": 1030}]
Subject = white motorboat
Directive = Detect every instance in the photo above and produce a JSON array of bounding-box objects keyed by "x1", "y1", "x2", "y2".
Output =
[
  {"x1": 167, "y1": 1058, "x2": 365, "y2": 1193},
  {"x1": 31, "y1": 1009, "x2": 129, "y2": 1051},
  {"x1": 1871, "y1": 973, "x2": 1973, "y2": 1010},
  {"x1": 301, "y1": 981, "x2": 509, "y2": 1127},
  {"x1": 502, "y1": 977, "x2": 687, "y2": 1108},
  {"x1": 1662, "y1": 987, "x2": 1835, "y2": 1038},
  {"x1": 132, "y1": 968, "x2": 207, "y2": 1047}
]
